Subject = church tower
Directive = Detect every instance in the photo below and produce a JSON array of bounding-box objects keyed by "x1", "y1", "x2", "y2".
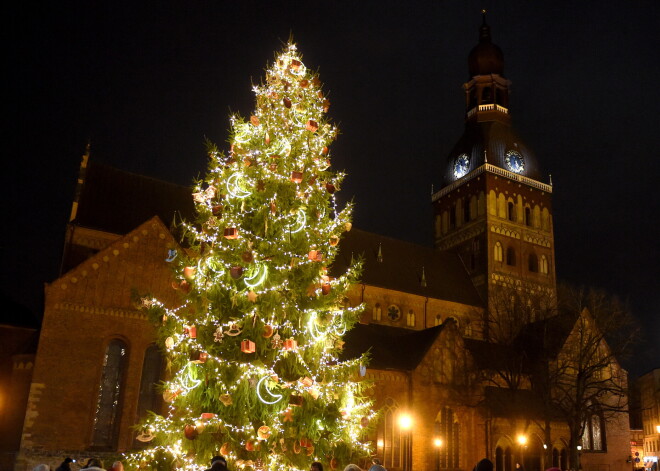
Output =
[{"x1": 433, "y1": 14, "x2": 556, "y2": 335}]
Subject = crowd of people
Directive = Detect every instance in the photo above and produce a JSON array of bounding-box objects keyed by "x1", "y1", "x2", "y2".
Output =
[
  {"x1": 31, "y1": 457, "x2": 125, "y2": 471},
  {"x1": 32, "y1": 455, "x2": 387, "y2": 471},
  {"x1": 29, "y1": 455, "x2": 600, "y2": 471},
  {"x1": 33, "y1": 455, "x2": 391, "y2": 471}
]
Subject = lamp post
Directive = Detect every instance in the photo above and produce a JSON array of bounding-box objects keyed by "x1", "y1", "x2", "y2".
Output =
[
  {"x1": 399, "y1": 413, "x2": 413, "y2": 471},
  {"x1": 517, "y1": 434, "x2": 528, "y2": 470},
  {"x1": 576, "y1": 445, "x2": 582, "y2": 471},
  {"x1": 434, "y1": 437, "x2": 443, "y2": 471}
]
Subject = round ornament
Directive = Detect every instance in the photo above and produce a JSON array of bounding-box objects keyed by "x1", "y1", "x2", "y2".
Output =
[
  {"x1": 329, "y1": 235, "x2": 339, "y2": 246},
  {"x1": 257, "y1": 425, "x2": 271, "y2": 440},
  {"x1": 184, "y1": 424, "x2": 198, "y2": 440},
  {"x1": 165, "y1": 337, "x2": 174, "y2": 349},
  {"x1": 183, "y1": 266, "x2": 196, "y2": 280},
  {"x1": 263, "y1": 324, "x2": 274, "y2": 338},
  {"x1": 220, "y1": 442, "x2": 231, "y2": 456}
]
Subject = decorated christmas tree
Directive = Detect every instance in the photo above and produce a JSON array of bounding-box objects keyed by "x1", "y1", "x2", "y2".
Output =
[{"x1": 126, "y1": 43, "x2": 373, "y2": 471}]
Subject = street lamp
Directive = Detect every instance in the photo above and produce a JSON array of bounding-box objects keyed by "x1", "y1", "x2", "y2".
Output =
[
  {"x1": 517, "y1": 435, "x2": 527, "y2": 470},
  {"x1": 398, "y1": 413, "x2": 413, "y2": 471},
  {"x1": 434, "y1": 437, "x2": 443, "y2": 471},
  {"x1": 577, "y1": 445, "x2": 582, "y2": 471}
]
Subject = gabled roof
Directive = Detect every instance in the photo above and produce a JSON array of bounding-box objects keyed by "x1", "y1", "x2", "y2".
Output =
[
  {"x1": 514, "y1": 313, "x2": 576, "y2": 361},
  {"x1": 73, "y1": 161, "x2": 196, "y2": 234},
  {"x1": 331, "y1": 229, "x2": 483, "y2": 307},
  {"x1": 341, "y1": 323, "x2": 445, "y2": 371},
  {"x1": 463, "y1": 337, "x2": 524, "y2": 371}
]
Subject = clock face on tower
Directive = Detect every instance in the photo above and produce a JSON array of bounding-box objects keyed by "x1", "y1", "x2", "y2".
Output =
[
  {"x1": 453, "y1": 154, "x2": 470, "y2": 178},
  {"x1": 505, "y1": 150, "x2": 525, "y2": 173}
]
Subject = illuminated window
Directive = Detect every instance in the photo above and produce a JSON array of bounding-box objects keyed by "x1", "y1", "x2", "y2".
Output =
[
  {"x1": 494, "y1": 242, "x2": 503, "y2": 262},
  {"x1": 378, "y1": 398, "x2": 402, "y2": 469},
  {"x1": 540, "y1": 255, "x2": 549, "y2": 275},
  {"x1": 373, "y1": 303, "x2": 382, "y2": 321},
  {"x1": 406, "y1": 310, "x2": 416, "y2": 327},
  {"x1": 581, "y1": 406, "x2": 606, "y2": 451},
  {"x1": 435, "y1": 407, "x2": 460, "y2": 468},
  {"x1": 92, "y1": 339, "x2": 128, "y2": 449}
]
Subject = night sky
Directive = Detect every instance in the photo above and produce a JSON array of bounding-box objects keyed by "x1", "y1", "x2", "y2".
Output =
[{"x1": 6, "y1": 1, "x2": 659, "y2": 375}]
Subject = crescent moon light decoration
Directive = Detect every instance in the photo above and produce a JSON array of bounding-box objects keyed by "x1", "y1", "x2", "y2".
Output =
[
  {"x1": 180, "y1": 369, "x2": 202, "y2": 392},
  {"x1": 256, "y1": 375, "x2": 283, "y2": 405},
  {"x1": 333, "y1": 317, "x2": 347, "y2": 337},
  {"x1": 226, "y1": 173, "x2": 251, "y2": 199},
  {"x1": 233, "y1": 124, "x2": 251, "y2": 144},
  {"x1": 244, "y1": 263, "x2": 268, "y2": 288},
  {"x1": 286, "y1": 208, "x2": 307, "y2": 234},
  {"x1": 307, "y1": 311, "x2": 331, "y2": 341},
  {"x1": 271, "y1": 138, "x2": 291, "y2": 157}
]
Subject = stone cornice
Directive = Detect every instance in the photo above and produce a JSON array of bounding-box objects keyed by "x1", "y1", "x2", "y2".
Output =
[{"x1": 54, "y1": 302, "x2": 148, "y2": 320}]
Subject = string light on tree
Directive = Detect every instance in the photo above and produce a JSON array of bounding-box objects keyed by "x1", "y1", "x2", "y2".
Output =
[{"x1": 124, "y1": 42, "x2": 372, "y2": 471}]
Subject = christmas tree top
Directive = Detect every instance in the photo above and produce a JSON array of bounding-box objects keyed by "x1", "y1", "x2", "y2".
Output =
[{"x1": 126, "y1": 43, "x2": 373, "y2": 471}]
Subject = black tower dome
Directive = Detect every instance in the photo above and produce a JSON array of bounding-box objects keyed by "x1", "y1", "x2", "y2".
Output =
[
  {"x1": 440, "y1": 14, "x2": 545, "y2": 188},
  {"x1": 468, "y1": 14, "x2": 504, "y2": 77}
]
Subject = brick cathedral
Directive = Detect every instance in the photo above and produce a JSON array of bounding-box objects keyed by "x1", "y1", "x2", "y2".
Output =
[{"x1": 1, "y1": 16, "x2": 633, "y2": 471}]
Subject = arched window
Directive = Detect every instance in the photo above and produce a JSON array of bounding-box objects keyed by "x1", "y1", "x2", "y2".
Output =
[
  {"x1": 506, "y1": 247, "x2": 516, "y2": 266},
  {"x1": 528, "y1": 254, "x2": 539, "y2": 272},
  {"x1": 552, "y1": 448, "x2": 559, "y2": 467},
  {"x1": 507, "y1": 201, "x2": 515, "y2": 221},
  {"x1": 377, "y1": 398, "x2": 402, "y2": 469},
  {"x1": 482, "y1": 86, "x2": 492, "y2": 103},
  {"x1": 540, "y1": 255, "x2": 549, "y2": 275},
  {"x1": 92, "y1": 339, "x2": 128, "y2": 449},
  {"x1": 495, "y1": 446, "x2": 513, "y2": 471},
  {"x1": 435, "y1": 407, "x2": 460, "y2": 469},
  {"x1": 582, "y1": 410, "x2": 606, "y2": 451},
  {"x1": 494, "y1": 242, "x2": 503, "y2": 262},
  {"x1": 524, "y1": 206, "x2": 532, "y2": 226},
  {"x1": 136, "y1": 346, "x2": 163, "y2": 418},
  {"x1": 373, "y1": 303, "x2": 382, "y2": 321},
  {"x1": 406, "y1": 310, "x2": 416, "y2": 327}
]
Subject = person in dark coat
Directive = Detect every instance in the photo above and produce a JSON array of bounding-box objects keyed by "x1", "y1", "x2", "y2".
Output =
[
  {"x1": 204, "y1": 456, "x2": 228, "y2": 471},
  {"x1": 310, "y1": 462, "x2": 324, "y2": 471},
  {"x1": 55, "y1": 458, "x2": 73, "y2": 471},
  {"x1": 474, "y1": 458, "x2": 494, "y2": 471},
  {"x1": 368, "y1": 458, "x2": 386, "y2": 471}
]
